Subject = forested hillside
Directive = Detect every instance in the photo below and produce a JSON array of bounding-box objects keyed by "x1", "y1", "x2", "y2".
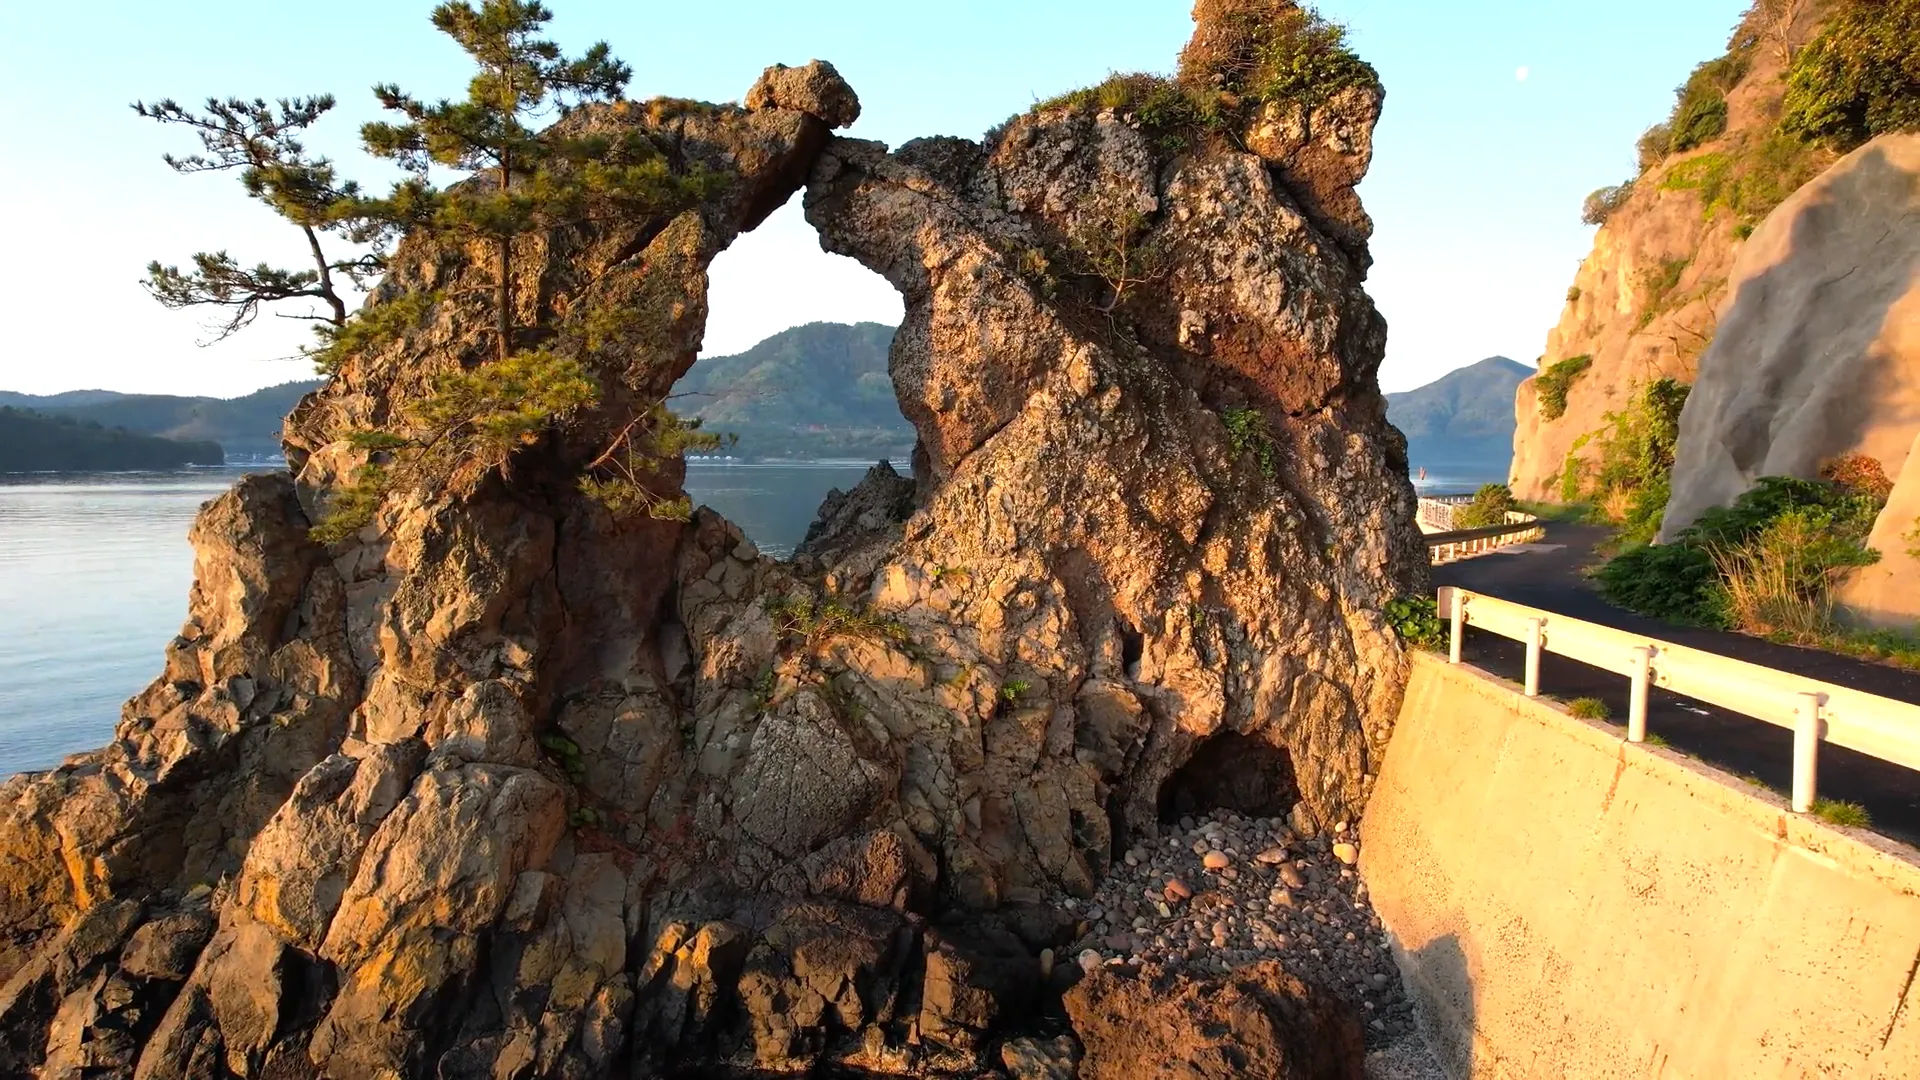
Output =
[
  {"x1": 675, "y1": 322, "x2": 913, "y2": 458},
  {"x1": 0, "y1": 407, "x2": 224, "y2": 471},
  {"x1": 0, "y1": 381, "x2": 320, "y2": 458}
]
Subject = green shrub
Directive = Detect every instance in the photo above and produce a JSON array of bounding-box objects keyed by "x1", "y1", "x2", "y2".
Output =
[
  {"x1": 308, "y1": 291, "x2": 439, "y2": 375},
  {"x1": 1455, "y1": 483, "x2": 1518, "y2": 529},
  {"x1": 1535, "y1": 355, "x2": 1593, "y2": 421},
  {"x1": 1581, "y1": 183, "x2": 1635, "y2": 226},
  {"x1": 1668, "y1": 51, "x2": 1753, "y2": 152},
  {"x1": 1780, "y1": 0, "x2": 1920, "y2": 151},
  {"x1": 1602, "y1": 473, "x2": 1889, "y2": 634},
  {"x1": 1566, "y1": 286, "x2": 1582, "y2": 303},
  {"x1": 1680, "y1": 475, "x2": 1880, "y2": 551},
  {"x1": 766, "y1": 594, "x2": 909, "y2": 651},
  {"x1": 1590, "y1": 378, "x2": 1689, "y2": 543},
  {"x1": 1634, "y1": 257, "x2": 1692, "y2": 329},
  {"x1": 1637, "y1": 123, "x2": 1674, "y2": 171},
  {"x1": 1713, "y1": 506, "x2": 1880, "y2": 638},
  {"x1": 1597, "y1": 542, "x2": 1728, "y2": 625},
  {"x1": 1222, "y1": 407, "x2": 1278, "y2": 478},
  {"x1": 1385, "y1": 596, "x2": 1446, "y2": 651}
]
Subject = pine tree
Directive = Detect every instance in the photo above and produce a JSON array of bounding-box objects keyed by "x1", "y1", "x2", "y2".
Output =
[
  {"x1": 358, "y1": 0, "x2": 631, "y2": 362},
  {"x1": 311, "y1": 1, "x2": 730, "y2": 543},
  {"x1": 134, "y1": 96, "x2": 377, "y2": 342}
]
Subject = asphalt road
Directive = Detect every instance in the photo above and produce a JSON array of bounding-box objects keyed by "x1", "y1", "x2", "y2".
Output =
[{"x1": 1433, "y1": 522, "x2": 1920, "y2": 847}]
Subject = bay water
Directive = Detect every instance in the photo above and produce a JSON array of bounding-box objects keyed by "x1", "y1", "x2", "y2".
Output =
[{"x1": 0, "y1": 462, "x2": 891, "y2": 777}]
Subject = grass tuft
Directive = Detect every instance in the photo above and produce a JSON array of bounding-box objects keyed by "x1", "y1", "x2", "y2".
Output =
[
  {"x1": 1812, "y1": 798, "x2": 1872, "y2": 829},
  {"x1": 1567, "y1": 697, "x2": 1612, "y2": 720}
]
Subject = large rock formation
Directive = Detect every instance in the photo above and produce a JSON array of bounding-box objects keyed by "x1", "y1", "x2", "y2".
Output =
[
  {"x1": 1508, "y1": 2, "x2": 1831, "y2": 501},
  {"x1": 0, "y1": 4, "x2": 1424, "y2": 1074},
  {"x1": 1661, "y1": 134, "x2": 1920, "y2": 532},
  {"x1": 1658, "y1": 134, "x2": 1920, "y2": 620}
]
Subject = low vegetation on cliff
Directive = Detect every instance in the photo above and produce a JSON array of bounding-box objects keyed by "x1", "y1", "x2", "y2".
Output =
[
  {"x1": 1586, "y1": 0, "x2": 1917, "y2": 243},
  {"x1": 1597, "y1": 462, "x2": 1920, "y2": 668}
]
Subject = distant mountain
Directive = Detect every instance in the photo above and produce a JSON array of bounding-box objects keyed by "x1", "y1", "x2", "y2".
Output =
[
  {"x1": 0, "y1": 407, "x2": 223, "y2": 472},
  {"x1": 0, "y1": 380, "x2": 321, "y2": 458},
  {"x1": 676, "y1": 322, "x2": 912, "y2": 459},
  {"x1": 1386, "y1": 356, "x2": 1530, "y2": 478}
]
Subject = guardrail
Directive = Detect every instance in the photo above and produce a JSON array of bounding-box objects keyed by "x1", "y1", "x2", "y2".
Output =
[
  {"x1": 1426, "y1": 513, "x2": 1546, "y2": 565},
  {"x1": 1438, "y1": 586, "x2": 1920, "y2": 814}
]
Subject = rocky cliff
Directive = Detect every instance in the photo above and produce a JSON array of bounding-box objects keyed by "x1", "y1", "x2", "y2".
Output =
[
  {"x1": 0, "y1": 5, "x2": 1423, "y2": 1075},
  {"x1": 1509, "y1": 1, "x2": 1833, "y2": 502},
  {"x1": 1661, "y1": 133, "x2": 1920, "y2": 617}
]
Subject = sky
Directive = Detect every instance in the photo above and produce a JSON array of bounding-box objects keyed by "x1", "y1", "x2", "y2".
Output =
[{"x1": 0, "y1": 0, "x2": 1749, "y2": 398}]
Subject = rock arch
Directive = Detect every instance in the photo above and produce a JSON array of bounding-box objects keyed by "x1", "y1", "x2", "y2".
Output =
[{"x1": 0, "y1": 10, "x2": 1427, "y2": 1068}]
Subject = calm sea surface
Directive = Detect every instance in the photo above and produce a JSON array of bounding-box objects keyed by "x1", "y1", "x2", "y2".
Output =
[{"x1": 0, "y1": 461, "x2": 893, "y2": 778}]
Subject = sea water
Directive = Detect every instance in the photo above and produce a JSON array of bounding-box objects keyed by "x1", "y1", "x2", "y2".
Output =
[{"x1": 0, "y1": 461, "x2": 894, "y2": 777}]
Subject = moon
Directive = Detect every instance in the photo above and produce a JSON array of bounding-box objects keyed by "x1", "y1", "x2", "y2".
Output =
[{"x1": 1516, "y1": 66, "x2": 1531, "y2": 82}]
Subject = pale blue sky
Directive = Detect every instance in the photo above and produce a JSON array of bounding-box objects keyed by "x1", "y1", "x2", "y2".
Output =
[{"x1": 0, "y1": 0, "x2": 1747, "y2": 397}]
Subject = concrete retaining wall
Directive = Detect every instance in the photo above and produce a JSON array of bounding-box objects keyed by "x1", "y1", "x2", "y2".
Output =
[{"x1": 1362, "y1": 652, "x2": 1920, "y2": 1079}]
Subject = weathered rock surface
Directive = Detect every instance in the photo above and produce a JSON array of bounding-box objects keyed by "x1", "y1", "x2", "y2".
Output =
[
  {"x1": 1065, "y1": 960, "x2": 1365, "y2": 1080},
  {"x1": 0, "y1": 7, "x2": 1424, "y2": 1074},
  {"x1": 1661, "y1": 135, "x2": 1920, "y2": 545}
]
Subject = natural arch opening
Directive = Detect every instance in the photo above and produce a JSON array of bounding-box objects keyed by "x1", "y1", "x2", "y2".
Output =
[
  {"x1": 670, "y1": 200, "x2": 910, "y2": 558},
  {"x1": 1156, "y1": 732, "x2": 1300, "y2": 824}
]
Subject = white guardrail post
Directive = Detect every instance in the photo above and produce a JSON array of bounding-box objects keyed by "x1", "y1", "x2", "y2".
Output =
[
  {"x1": 1524, "y1": 619, "x2": 1545, "y2": 697},
  {"x1": 1628, "y1": 646, "x2": 1653, "y2": 743},
  {"x1": 1448, "y1": 588, "x2": 1465, "y2": 664},
  {"x1": 1793, "y1": 693, "x2": 1822, "y2": 813}
]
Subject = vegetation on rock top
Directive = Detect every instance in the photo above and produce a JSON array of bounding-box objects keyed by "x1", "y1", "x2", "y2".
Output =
[{"x1": 1012, "y1": 0, "x2": 1376, "y2": 157}]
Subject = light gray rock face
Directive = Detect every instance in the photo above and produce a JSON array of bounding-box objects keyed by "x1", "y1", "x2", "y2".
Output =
[
  {"x1": 0, "y1": 18, "x2": 1423, "y2": 1073},
  {"x1": 1661, "y1": 133, "x2": 1920, "y2": 540}
]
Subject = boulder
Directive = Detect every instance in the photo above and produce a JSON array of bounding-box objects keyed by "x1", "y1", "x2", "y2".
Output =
[
  {"x1": 746, "y1": 60, "x2": 862, "y2": 129},
  {"x1": 1064, "y1": 961, "x2": 1366, "y2": 1080},
  {"x1": 1661, "y1": 134, "x2": 1920, "y2": 544},
  {"x1": 916, "y1": 924, "x2": 1038, "y2": 1052}
]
